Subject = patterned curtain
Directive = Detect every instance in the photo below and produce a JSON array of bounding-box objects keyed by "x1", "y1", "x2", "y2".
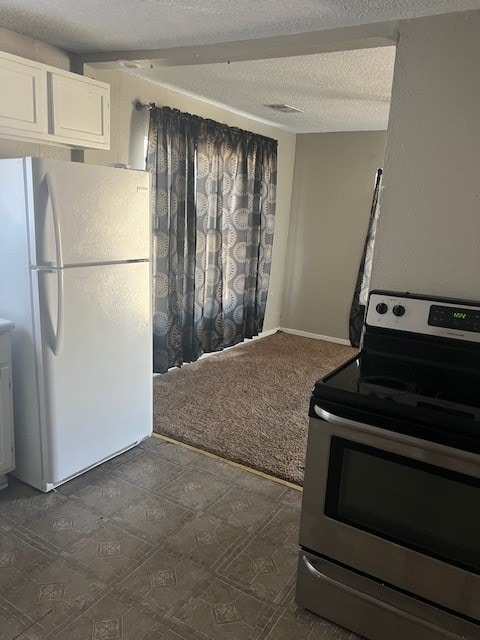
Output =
[
  {"x1": 147, "y1": 107, "x2": 197, "y2": 374},
  {"x1": 147, "y1": 107, "x2": 277, "y2": 373},
  {"x1": 349, "y1": 168, "x2": 383, "y2": 347}
]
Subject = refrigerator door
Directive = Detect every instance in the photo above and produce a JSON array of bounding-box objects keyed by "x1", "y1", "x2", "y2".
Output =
[
  {"x1": 30, "y1": 158, "x2": 150, "y2": 267},
  {"x1": 34, "y1": 261, "x2": 152, "y2": 488}
]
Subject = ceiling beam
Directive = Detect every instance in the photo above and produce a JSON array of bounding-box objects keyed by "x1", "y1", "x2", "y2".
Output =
[{"x1": 74, "y1": 20, "x2": 398, "y2": 70}]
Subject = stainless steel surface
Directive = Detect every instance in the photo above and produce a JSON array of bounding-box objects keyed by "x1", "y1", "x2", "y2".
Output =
[
  {"x1": 296, "y1": 551, "x2": 480, "y2": 640},
  {"x1": 302, "y1": 555, "x2": 466, "y2": 639},
  {"x1": 314, "y1": 405, "x2": 480, "y2": 466},
  {"x1": 299, "y1": 413, "x2": 480, "y2": 620},
  {"x1": 366, "y1": 292, "x2": 480, "y2": 343},
  {"x1": 297, "y1": 290, "x2": 480, "y2": 639}
]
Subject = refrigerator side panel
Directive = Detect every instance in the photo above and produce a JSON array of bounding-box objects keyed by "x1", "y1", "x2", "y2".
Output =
[
  {"x1": 38, "y1": 262, "x2": 152, "y2": 487},
  {"x1": 31, "y1": 158, "x2": 150, "y2": 266},
  {"x1": 0, "y1": 158, "x2": 48, "y2": 488}
]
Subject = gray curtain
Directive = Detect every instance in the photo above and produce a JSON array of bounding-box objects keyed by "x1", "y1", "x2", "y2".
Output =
[
  {"x1": 349, "y1": 168, "x2": 383, "y2": 347},
  {"x1": 147, "y1": 107, "x2": 277, "y2": 373}
]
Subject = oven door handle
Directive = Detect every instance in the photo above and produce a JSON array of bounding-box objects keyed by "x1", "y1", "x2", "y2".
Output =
[
  {"x1": 302, "y1": 555, "x2": 464, "y2": 640},
  {"x1": 314, "y1": 405, "x2": 480, "y2": 464}
]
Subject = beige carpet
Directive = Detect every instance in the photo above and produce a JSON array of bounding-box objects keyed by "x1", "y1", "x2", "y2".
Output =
[{"x1": 153, "y1": 331, "x2": 356, "y2": 485}]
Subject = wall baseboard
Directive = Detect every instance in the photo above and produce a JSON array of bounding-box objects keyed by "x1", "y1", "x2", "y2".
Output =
[
  {"x1": 155, "y1": 326, "x2": 350, "y2": 376},
  {"x1": 279, "y1": 326, "x2": 351, "y2": 346},
  {"x1": 256, "y1": 327, "x2": 280, "y2": 339}
]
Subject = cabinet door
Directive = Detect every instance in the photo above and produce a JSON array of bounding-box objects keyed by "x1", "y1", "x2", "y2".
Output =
[
  {"x1": 0, "y1": 365, "x2": 14, "y2": 475},
  {"x1": 0, "y1": 53, "x2": 48, "y2": 135},
  {"x1": 49, "y1": 72, "x2": 110, "y2": 147}
]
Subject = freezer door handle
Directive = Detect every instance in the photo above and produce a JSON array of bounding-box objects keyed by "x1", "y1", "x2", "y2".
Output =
[{"x1": 44, "y1": 172, "x2": 65, "y2": 356}]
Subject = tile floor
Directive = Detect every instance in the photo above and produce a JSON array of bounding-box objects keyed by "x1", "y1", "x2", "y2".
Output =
[{"x1": 0, "y1": 437, "x2": 360, "y2": 640}]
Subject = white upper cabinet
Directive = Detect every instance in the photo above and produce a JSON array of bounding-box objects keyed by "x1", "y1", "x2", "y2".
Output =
[
  {"x1": 0, "y1": 54, "x2": 48, "y2": 136},
  {"x1": 48, "y1": 71, "x2": 110, "y2": 147},
  {"x1": 0, "y1": 50, "x2": 110, "y2": 150}
]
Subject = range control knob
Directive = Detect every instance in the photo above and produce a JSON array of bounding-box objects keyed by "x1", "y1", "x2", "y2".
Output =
[
  {"x1": 393, "y1": 305, "x2": 406, "y2": 317},
  {"x1": 376, "y1": 303, "x2": 388, "y2": 315}
]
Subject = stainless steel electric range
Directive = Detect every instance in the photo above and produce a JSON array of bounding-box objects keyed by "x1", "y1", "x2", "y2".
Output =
[{"x1": 296, "y1": 290, "x2": 480, "y2": 640}]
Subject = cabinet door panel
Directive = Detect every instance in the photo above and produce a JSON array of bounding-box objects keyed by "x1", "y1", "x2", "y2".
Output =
[
  {"x1": 49, "y1": 72, "x2": 110, "y2": 146},
  {"x1": 0, "y1": 365, "x2": 14, "y2": 475},
  {"x1": 0, "y1": 55, "x2": 48, "y2": 134}
]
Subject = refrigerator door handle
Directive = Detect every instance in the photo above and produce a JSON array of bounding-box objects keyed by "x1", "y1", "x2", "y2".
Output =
[
  {"x1": 54, "y1": 268, "x2": 65, "y2": 356},
  {"x1": 45, "y1": 172, "x2": 65, "y2": 270},
  {"x1": 44, "y1": 172, "x2": 65, "y2": 356}
]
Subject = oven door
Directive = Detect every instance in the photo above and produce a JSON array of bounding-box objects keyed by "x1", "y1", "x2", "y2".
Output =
[{"x1": 300, "y1": 404, "x2": 480, "y2": 621}]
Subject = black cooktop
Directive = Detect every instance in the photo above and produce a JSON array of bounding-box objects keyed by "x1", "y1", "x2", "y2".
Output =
[
  {"x1": 311, "y1": 352, "x2": 480, "y2": 452},
  {"x1": 321, "y1": 353, "x2": 480, "y2": 418}
]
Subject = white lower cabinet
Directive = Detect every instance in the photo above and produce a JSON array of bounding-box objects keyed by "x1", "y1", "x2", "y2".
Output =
[{"x1": 0, "y1": 321, "x2": 15, "y2": 490}]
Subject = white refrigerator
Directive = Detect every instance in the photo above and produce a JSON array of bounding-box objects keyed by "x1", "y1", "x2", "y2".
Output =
[{"x1": 0, "y1": 157, "x2": 152, "y2": 492}]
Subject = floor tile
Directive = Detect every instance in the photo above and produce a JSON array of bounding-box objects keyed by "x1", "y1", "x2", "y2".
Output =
[
  {"x1": 0, "y1": 439, "x2": 359, "y2": 640},
  {"x1": 62, "y1": 474, "x2": 145, "y2": 516},
  {"x1": 111, "y1": 492, "x2": 194, "y2": 544},
  {"x1": 21, "y1": 501, "x2": 105, "y2": 553},
  {"x1": 161, "y1": 469, "x2": 231, "y2": 512},
  {"x1": 56, "y1": 466, "x2": 111, "y2": 497},
  {"x1": 165, "y1": 513, "x2": 246, "y2": 567},
  {"x1": 229, "y1": 472, "x2": 288, "y2": 500},
  {"x1": 256, "y1": 504, "x2": 301, "y2": 552},
  {"x1": 111, "y1": 454, "x2": 185, "y2": 493},
  {"x1": 264, "y1": 609, "x2": 360, "y2": 640},
  {"x1": 0, "y1": 600, "x2": 46, "y2": 639},
  {"x1": 0, "y1": 558, "x2": 106, "y2": 636},
  {"x1": 0, "y1": 531, "x2": 53, "y2": 590},
  {"x1": 279, "y1": 487, "x2": 303, "y2": 509},
  {"x1": 67, "y1": 522, "x2": 153, "y2": 579},
  {"x1": 191, "y1": 455, "x2": 246, "y2": 482},
  {"x1": 0, "y1": 479, "x2": 64, "y2": 525},
  {"x1": 53, "y1": 593, "x2": 157, "y2": 640},
  {"x1": 141, "y1": 621, "x2": 196, "y2": 639},
  {"x1": 205, "y1": 487, "x2": 277, "y2": 530},
  {"x1": 139, "y1": 439, "x2": 201, "y2": 468},
  {"x1": 170, "y1": 576, "x2": 274, "y2": 640},
  {"x1": 117, "y1": 548, "x2": 207, "y2": 615},
  {"x1": 219, "y1": 536, "x2": 297, "y2": 604}
]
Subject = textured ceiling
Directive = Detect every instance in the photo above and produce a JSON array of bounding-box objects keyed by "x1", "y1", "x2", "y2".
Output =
[
  {"x1": 134, "y1": 47, "x2": 396, "y2": 133},
  {"x1": 0, "y1": 0, "x2": 479, "y2": 52},
  {"x1": 1, "y1": 0, "x2": 478, "y2": 133}
]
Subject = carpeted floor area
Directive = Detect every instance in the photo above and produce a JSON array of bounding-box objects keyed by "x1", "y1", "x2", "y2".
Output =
[{"x1": 153, "y1": 332, "x2": 356, "y2": 485}]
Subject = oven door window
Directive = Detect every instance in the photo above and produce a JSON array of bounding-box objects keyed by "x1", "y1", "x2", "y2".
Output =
[{"x1": 324, "y1": 437, "x2": 480, "y2": 573}]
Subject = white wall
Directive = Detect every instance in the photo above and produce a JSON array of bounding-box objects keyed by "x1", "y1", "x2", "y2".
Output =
[
  {"x1": 371, "y1": 10, "x2": 480, "y2": 299},
  {"x1": 282, "y1": 131, "x2": 386, "y2": 340},
  {"x1": 83, "y1": 69, "x2": 297, "y2": 332},
  {"x1": 0, "y1": 26, "x2": 71, "y2": 160}
]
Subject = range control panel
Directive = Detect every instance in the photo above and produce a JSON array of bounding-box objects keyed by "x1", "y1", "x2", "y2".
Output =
[{"x1": 366, "y1": 291, "x2": 480, "y2": 343}]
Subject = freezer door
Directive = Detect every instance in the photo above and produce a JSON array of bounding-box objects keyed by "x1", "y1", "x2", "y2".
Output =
[
  {"x1": 30, "y1": 158, "x2": 150, "y2": 266},
  {"x1": 36, "y1": 261, "x2": 152, "y2": 487}
]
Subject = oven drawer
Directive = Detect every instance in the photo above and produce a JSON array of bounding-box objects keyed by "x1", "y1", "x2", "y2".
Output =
[{"x1": 296, "y1": 550, "x2": 480, "y2": 640}]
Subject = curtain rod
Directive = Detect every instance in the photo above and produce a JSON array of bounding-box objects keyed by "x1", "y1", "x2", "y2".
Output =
[{"x1": 135, "y1": 101, "x2": 156, "y2": 111}]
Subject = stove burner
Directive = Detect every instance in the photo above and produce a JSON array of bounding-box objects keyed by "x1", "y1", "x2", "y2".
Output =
[
  {"x1": 436, "y1": 389, "x2": 480, "y2": 410},
  {"x1": 359, "y1": 376, "x2": 421, "y2": 398}
]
